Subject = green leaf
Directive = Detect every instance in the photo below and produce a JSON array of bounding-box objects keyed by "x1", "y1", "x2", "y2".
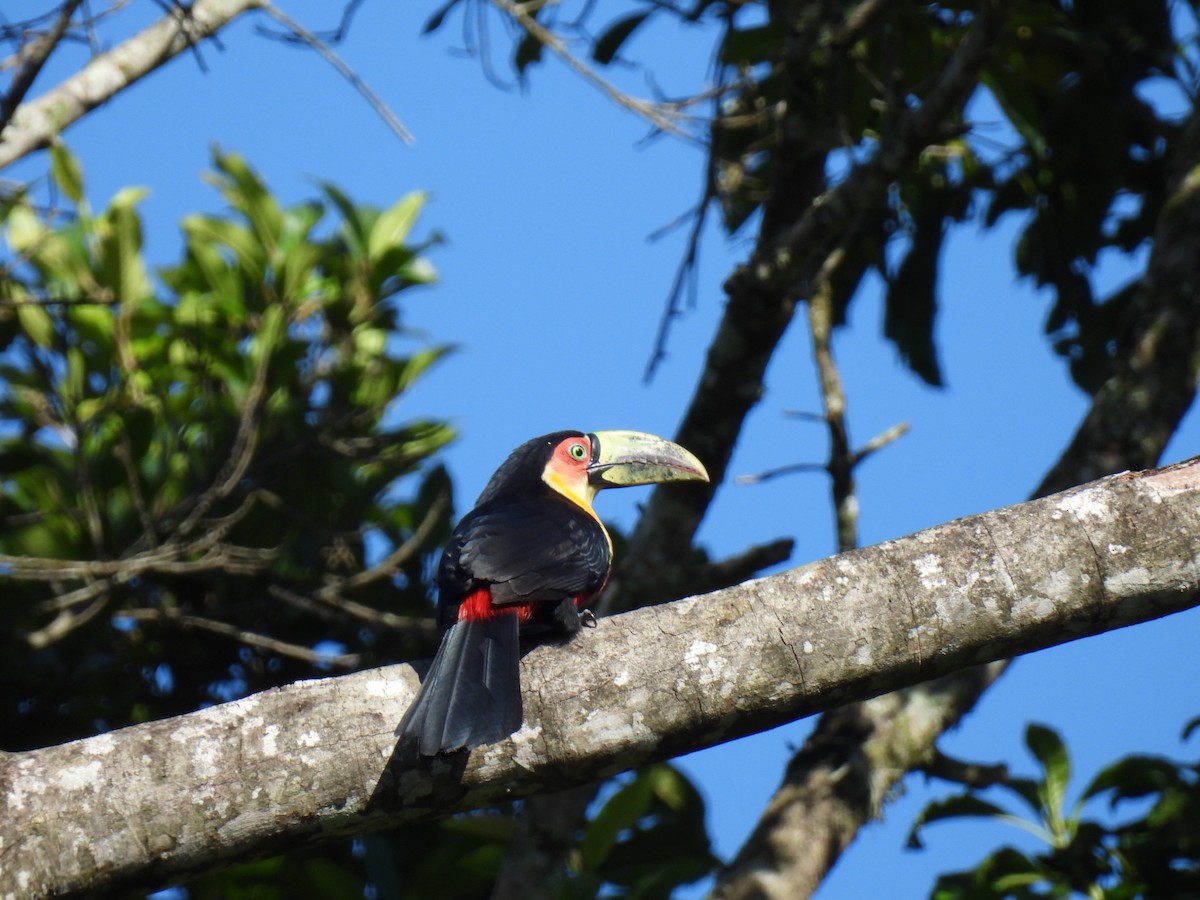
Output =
[
  {"x1": 182, "y1": 215, "x2": 265, "y2": 284},
  {"x1": 1183, "y1": 716, "x2": 1200, "y2": 742},
  {"x1": 1005, "y1": 777, "x2": 1045, "y2": 818},
  {"x1": 318, "y1": 181, "x2": 369, "y2": 257},
  {"x1": 422, "y1": 0, "x2": 462, "y2": 34},
  {"x1": 1081, "y1": 754, "x2": 1181, "y2": 804},
  {"x1": 720, "y1": 24, "x2": 785, "y2": 67},
  {"x1": 16, "y1": 303, "x2": 55, "y2": 347},
  {"x1": 6, "y1": 204, "x2": 44, "y2": 252},
  {"x1": 581, "y1": 774, "x2": 655, "y2": 871},
  {"x1": 907, "y1": 794, "x2": 1012, "y2": 849},
  {"x1": 515, "y1": 30, "x2": 543, "y2": 75},
  {"x1": 50, "y1": 143, "x2": 85, "y2": 206},
  {"x1": 593, "y1": 11, "x2": 653, "y2": 65},
  {"x1": 395, "y1": 345, "x2": 452, "y2": 394},
  {"x1": 99, "y1": 188, "x2": 150, "y2": 305},
  {"x1": 1026, "y1": 723, "x2": 1071, "y2": 820},
  {"x1": 367, "y1": 191, "x2": 426, "y2": 263},
  {"x1": 209, "y1": 149, "x2": 284, "y2": 249}
]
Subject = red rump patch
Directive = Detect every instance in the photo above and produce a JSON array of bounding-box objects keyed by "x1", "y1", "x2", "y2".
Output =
[{"x1": 457, "y1": 587, "x2": 535, "y2": 625}]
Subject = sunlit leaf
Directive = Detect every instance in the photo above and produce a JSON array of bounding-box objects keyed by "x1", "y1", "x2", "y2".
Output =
[
  {"x1": 1026, "y1": 723, "x2": 1070, "y2": 821},
  {"x1": 49, "y1": 143, "x2": 86, "y2": 207},
  {"x1": 16, "y1": 302, "x2": 55, "y2": 347},
  {"x1": 368, "y1": 191, "x2": 426, "y2": 263}
]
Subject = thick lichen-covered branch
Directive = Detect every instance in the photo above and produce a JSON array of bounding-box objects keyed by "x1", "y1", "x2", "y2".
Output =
[{"x1": 4, "y1": 458, "x2": 1200, "y2": 899}]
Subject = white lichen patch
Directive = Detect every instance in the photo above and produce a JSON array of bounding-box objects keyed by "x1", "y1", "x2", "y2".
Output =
[
  {"x1": 914, "y1": 553, "x2": 947, "y2": 590},
  {"x1": 684, "y1": 639, "x2": 717, "y2": 667},
  {"x1": 851, "y1": 641, "x2": 873, "y2": 667},
  {"x1": 1011, "y1": 594, "x2": 1056, "y2": 621},
  {"x1": 364, "y1": 677, "x2": 407, "y2": 698},
  {"x1": 6, "y1": 769, "x2": 47, "y2": 811},
  {"x1": 578, "y1": 705, "x2": 649, "y2": 748},
  {"x1": 802, "y1": 640, "x2": 814, "y2": 654},
  {"x1": 506, "y1": 724, "x2": 544, "y2": 771},
  {"x1": 297, "y1": 729, "x2": 321, "y2": 748},
  {"x1": 1032, "y1": 568, "x2": 1080, "y2": 603},
  {"x1": 1103, "y1": 565, "x2": 1155, "y2": 594},
  {"x1": 613, "y1": 670, "x2": 630, "y2": 687},
  {"x1": 683, "y1": 639, "x2": 729, "y2": 686},
  {"x1": 54, "y1": 759, "x2": 102, "y2": 792},
  {"x1": 84, "y1": 733, "x2": 116, "y2": 756},
  {"x1": 767, "y1": 680, "x2": 799, "y2": 702},
  {"x1": 1056, "y1": 488, "x2": 1110, "y2": 521},
  {"x1": 1107, "y1": 543, "x2": 1130, "y2": 555},
  {"x1": 793, "y1": 565, "x2": 822, "y2": 586},
  {"x1": 261, "y1": 723, "x2": 280, "y2": 757},
  {"x1": 169, "y1": 724, "x2": 224, "y2": 779}
]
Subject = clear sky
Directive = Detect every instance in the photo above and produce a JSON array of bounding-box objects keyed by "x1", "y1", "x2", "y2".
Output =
[{"x1": 12, "y1": 2, "x2": 1200, "y2": 896}]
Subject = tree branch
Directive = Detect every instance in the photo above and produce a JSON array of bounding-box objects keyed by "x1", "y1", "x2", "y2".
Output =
[
  {"x1": 710, "y1": 76, "x2": 1200, "y2": 900},
  {"x1": 0, "y1": 0, "x2": 266, "y2": 171},
  {"x1": 0, "y1": 0, "x2": 86, "y2": 135},
  {"x1": 3, "y1": 458, "x2": 1200, "y2": 898}
]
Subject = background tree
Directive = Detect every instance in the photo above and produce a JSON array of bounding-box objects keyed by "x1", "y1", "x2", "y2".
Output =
[{"x1": 2, "y1": 1, "x2": 1199, "y2": 898}]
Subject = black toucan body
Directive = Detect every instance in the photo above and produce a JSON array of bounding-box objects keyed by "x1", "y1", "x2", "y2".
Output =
[{"x1": 396, "y1": 430, "x2": 708, "y2": 756}]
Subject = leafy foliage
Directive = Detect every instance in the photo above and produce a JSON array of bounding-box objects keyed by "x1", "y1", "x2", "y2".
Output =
[
  {"x1": 579, "y1": 763, "x2": 720, "y2": 897},
  {"x1": 427, "y1": 1, "x2": 1189, "y2": 391},
  {"x1": 910, "y1": 722, "x2": 1200, "y2": 898},
  {"x1": 0, "y1": 147, "x2": 454, "y2": 749}
]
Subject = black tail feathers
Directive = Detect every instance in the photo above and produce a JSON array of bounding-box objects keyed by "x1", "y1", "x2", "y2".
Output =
[{"x1": 395, "y1": 613, "x2": 522, "y2": 756}]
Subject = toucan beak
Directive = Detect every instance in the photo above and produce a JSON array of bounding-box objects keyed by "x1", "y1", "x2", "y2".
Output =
[{"x1": 585, "y1": 430, "x2": 709, "y2": 488}]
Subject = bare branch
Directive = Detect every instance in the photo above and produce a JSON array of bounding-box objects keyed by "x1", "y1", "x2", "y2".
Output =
[
  {"x1": 712, "y1": 59, "x2": 1200, "y2": 900},
  {"x1": 918, "y1": 748, "x2": 1009, "y2": 790},
  {"x1": 315, "y1": 489, "x2": 449, "y2": 597},
  {"x1": 489, "y1": 0, "x2": 695, "y2": 141},
  {"x1": 807, "y1": 248, "x2": 857, "y2": 553},
  {"x1": 267, "y1": 584, "x2": 440, "y2": 646},
  {"x1": 117, "y1": 607, "x2": 361, "y2": 667},
  {"x1": 24, "y1": 587, "x2": 111, "y2": 649},
  {"x1": 852, "y1": 421, "x2": 910, "y2": 467},
  {"x1": 256, "y1": 3, "x2": 414, "y2": 145},
  {"x1": 0, "y1": 0, "x2": 86, "y2": 134},
  {"x1": 0, "y1": 0, "x2": 267, "y2": 171},
  {"x1": 4, "y1": 457, "x2": 1200, "y2": 898}
]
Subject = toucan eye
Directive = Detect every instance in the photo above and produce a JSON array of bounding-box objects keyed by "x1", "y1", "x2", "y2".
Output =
[{"x1": 568, "y1": 441, "x2": 588, "y2": 461}]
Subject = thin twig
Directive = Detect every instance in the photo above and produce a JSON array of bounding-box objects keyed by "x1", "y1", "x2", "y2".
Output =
[
  {"x1": 0, "y1": 0, "x2": 267, "y2": 171},
  {"x1": 734, "y1": 462, "x2": 826, "y2": 486},
  {"x1": 258, "y1": 0, "x2": 365, "y2": 45},
  {"x1": 257, "y1": 3, "x2": 413, "y2": 145},
  {"x1": 165, "y1": 322, "x2": 273, "y2": 545},
  {"x1": 807, "y1": 248, "x2": 859, "y2": 553},
  {"x1": 918, "y1": 747, "x2": 1010, "y2": 789},
  {"x1": 685, "y1": 538, "x2": 795, "y2": 595},
  {"x1": 25, "y1": 589, "x2": 111, "y2": 649},
  {"x1": 11, "y1": 543, "x2": 275, "y2": 587},
  {"x1": 852, "y1": 420, "x2": 910, "y2": 466},
  {"x1": 0, "y1": 0, "x2": 86, "y2": 134},
  {"x1": 317, "y1": 490, "x2": 450, "y2": 597},
  {"x1": 642, "y1": 18, "x2": 735, "y2": 379},
  {"x1": 118, "y1": 607, "x2": 361, "y2": 667},
  {"x1": 268, "y1": 585, "x2": 439, "y2": 645},
  {"x1": 490, "y1": 0, "x2": 693, "y2": 141}
]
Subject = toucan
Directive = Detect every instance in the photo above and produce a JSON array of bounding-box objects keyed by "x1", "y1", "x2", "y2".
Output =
[{"x1": 396, "y1": 430, "x2": 708, "y2": 756}]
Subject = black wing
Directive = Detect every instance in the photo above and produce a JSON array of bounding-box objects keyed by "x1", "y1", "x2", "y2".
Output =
[{"x1": 437, "y1": 494, "x2": 610, "y2": 627}]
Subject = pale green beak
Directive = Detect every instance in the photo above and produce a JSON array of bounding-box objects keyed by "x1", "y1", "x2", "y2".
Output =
[{"x1": 585, "y1": 430, "x2": 709, "y2": 488}]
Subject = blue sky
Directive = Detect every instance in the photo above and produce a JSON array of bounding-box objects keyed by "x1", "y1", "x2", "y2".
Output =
[{"x1": 11, "y1": 2, "x2": 1200, "y2": 896}]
